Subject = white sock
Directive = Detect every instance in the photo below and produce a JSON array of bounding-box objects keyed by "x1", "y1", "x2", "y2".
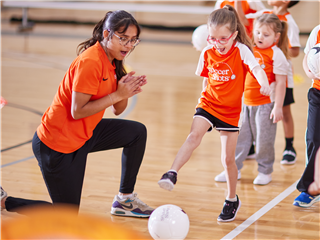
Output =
[
  {"x1": 226, "y1": 197, "x2": 237, "y2": 202},
  {"x1": 168, "y1": 169, "x2": 177, "y2": 174},
  {"x1": 118, "y1": 193, "x2": 133, "y2": 200}
]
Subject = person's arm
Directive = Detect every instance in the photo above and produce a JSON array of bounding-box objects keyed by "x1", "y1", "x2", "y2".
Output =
[
  {"x1": 71, "y1": 72, "x2": 146, "y2": 119},
  {"x1": 234, "y1": 0, "x2": 249, "y2": 26},
  {"x1": 289, "y1": 47, "x2": 300, "y2": 58},
  {"x1": 270, "y1": 74, "x2": 286, "y2": 123},
  {"x1": 251, "y1": 66, "x2": 271, "y2": 96}
]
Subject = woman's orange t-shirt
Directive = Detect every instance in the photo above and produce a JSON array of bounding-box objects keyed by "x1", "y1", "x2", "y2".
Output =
[{"x1": 37, "y1": 42, "x2": 117, "y2": 153}]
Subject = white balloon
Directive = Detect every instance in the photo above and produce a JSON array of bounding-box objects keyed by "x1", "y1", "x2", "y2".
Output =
[{"x1": 192, "y1": 24, "x2": 209, "y2": 52}]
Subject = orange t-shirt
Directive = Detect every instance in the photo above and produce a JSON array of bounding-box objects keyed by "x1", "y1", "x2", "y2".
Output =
[
  {"x1": 244, "y1": 45, "x2": 288, "y2": 106},
  {"x1": 37, "y1": 42, "x2": 117, "y2": 153},
  {"x1": 304, "y1": 24, "x2": 320, "y2": 90},
  {"x1": 196, "y1": 42, "x2": 259, "y2": 127}
]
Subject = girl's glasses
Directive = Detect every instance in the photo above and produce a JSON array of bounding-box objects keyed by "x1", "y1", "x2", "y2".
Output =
[
  {"x1": 207, "y1": 32, "x2": 235, "y2": 45},
  {"x1": 113, "y1": 33, "x2": 140, "y2": 47}
]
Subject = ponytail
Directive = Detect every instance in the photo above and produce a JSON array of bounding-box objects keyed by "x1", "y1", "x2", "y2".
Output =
[
  {"x1": 208, "y1": 5, "x2": 252, "y2": 51},
  {"x1": 77, "y1": 13, "x2": 110, "y2": 55},
  {"x1": 77, "y1": 10, "x2": 141, "y2": 81},
  {"x1": 278, "y1": 21, "x2": 289, "y2": 59}
]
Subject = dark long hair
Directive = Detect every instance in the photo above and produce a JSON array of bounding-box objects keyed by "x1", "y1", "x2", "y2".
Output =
[
  {"x1": 77, "y1": 10, "x2": 141, "y2": 81},
  {"x1": 208, "y1": 5, "x2": 252, "y2": 51}
]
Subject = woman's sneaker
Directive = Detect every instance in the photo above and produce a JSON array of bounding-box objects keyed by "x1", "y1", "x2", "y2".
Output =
[
  {"x1": 1, "y1": 186, "x2": 7, "y2": 211},
  {"x1": 217, "y1": 195, "x2": 241, "y2": 222},
  {"x1": 158, "y1": 171, "x2": 177, "y2": 191},
  {"x1": 293, "y1": 192, "x2": 320, "y2": 208},
  {"x1": 110, "y1": 193, "x2": 154, "y2": 218},
  {"x1": 214, "y1": 170, "x2": 241, "y2": 182}
]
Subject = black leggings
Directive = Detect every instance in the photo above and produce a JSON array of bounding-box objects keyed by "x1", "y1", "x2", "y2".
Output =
[
  {"x1": 6, "y1": 118, "x2": 147, "y2": 213},
  {"x1": 297, "y1": 88, "x2": 320, "y2": 193}
]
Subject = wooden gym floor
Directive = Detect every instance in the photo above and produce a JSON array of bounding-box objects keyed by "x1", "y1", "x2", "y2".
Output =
[{"x1": 1, "y1": 4, "x2": 319, "y2": 240}]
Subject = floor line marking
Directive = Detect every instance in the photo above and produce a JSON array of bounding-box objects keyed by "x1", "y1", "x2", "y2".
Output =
[
  {"x1": 221, "y1": 180, "x2": 299, "y2": 240},
  {"x1": 1, "y1": 155, "x2": 35, "y2": 168}
]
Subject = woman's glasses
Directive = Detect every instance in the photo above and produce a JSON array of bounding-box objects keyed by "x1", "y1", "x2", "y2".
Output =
[
  {"x1": 113, "y1": 33, "x2": 140, "y2": 47},
  {"x1": 207, "y1": 32, "x2": 235, "y2": 45}
]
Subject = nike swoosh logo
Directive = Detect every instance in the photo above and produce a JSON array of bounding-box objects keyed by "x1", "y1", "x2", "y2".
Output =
[
  {"x1": 103, "y1": 78, "x2": 108, "y2": 81},
  {"x1": 120, "y1": 203, "x2": 133, "y2": 209}
]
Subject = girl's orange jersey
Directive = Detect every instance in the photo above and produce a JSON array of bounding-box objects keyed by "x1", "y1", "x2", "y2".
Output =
[
  {"x1": 37, "y1": 42, "x2": 117, "y2": 153},
  {"x1": 196, "y1": 42, "x2": 259, "y2": 127},
  {"x1": 304, "y1": 24, "x2": 320, "y2": 90},
  {"x1": 244, "y1": 45, "x2": 289, "y2": 106},
  {"x1": 214, "y1": 0, "x2": 265, "y2": 38}
]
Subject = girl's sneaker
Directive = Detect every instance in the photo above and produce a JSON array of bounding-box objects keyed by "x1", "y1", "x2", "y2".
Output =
[
  {"x1": 111, "y1": 193, "x2": 154, "y2": 218},
  {"x1": 217, "y1": 195, "x2": 241, "y2": 222},
  {"x1": 158, "y1": 171, "x2": 177, "y2": 191},
  {"x1": 281, "y1": 148, "x2": 297, "y2": 164}
]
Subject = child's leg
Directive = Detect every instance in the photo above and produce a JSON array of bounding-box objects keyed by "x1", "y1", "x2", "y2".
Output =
[
  {"x1": 282, "y1": 104, "x2": 294, "y2": 142},
  {"x1": 170, "y1": 117, "x2": 211, "y2": 172},
  {"x1": 158, "y1": 117, "x2": 210, "y2": 191},
  {"x1": 255, "y1": 103, "x2": 276, "y2": 175},
  {"x1": 219, "y1": 131, "x2": 239, "y2": 199},
  {"x1": 235, "y1": 105, "x2": 255, "y2": 170}
]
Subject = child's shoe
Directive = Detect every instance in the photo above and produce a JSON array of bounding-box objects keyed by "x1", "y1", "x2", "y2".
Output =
[
  {"x1": 217, "y1": 195, "x2": 241, "y2": 222},
  {"x1": 110, "y1": 193, "x2": 154, "y2": 218},
  {"x1": 281, "y1": 147, "x2": 297, "y2": 165},
  {"x1": 158, "y1": 171, "x2": 177, "y2": 191},
  {"x1": 253, "y1": 172, "x2": 272, "y2": 185}
]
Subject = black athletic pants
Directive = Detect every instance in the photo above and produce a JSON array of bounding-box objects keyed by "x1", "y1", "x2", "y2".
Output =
[
  {"x1": 297, "y1": 88, "x2": 320, "y2": 193},
  {"x1": 5, "y1": 118, "x2": 147, "y2": 212}
]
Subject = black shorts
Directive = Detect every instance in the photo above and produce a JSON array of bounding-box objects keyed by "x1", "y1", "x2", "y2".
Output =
[
  {"x1": 283, "y1": 88, "x2": 295, "y2": 106},
  {"x1": 194, "y1": 108, "x2": 239, "y2": 132}
]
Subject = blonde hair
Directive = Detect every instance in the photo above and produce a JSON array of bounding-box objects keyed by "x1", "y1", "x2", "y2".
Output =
[
  {"x1": 208, "y1": 5, "x2": 252, "y2": 51},
  {"x1": 254, "y1": 13, "x2": 289, "y2": 59}
]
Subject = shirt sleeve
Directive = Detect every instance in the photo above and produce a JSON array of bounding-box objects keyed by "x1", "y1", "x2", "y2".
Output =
[
  {"x1": 73, "y1": 57, "x2": 102, "y2": 95},
  {"x1": 195, "y1": 46, "x2": 211, "y2": 78},
  {"x1": 237, "y1": 43, "x2": 260, "y2": 71},
  {"x1": 304, "y1": 24, "x2": 320, "y2": 54},
  {"x1": 272, "y1": 46, "x2": 289, "y2": 76},
  {"x1": 285, "y1": 14, "x2": 301, "y2": 48}
]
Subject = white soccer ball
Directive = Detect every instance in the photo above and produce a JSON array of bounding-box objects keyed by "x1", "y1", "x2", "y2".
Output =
[
  {"x1": 307, "y1": 43, "x2": 320, "y2": 79},
  {"x1": 148, "y1": 204, "x2": 190, "y2": 240},
  {"x1": 192, "y1": 24, "x2": 209, "y2": 52}
]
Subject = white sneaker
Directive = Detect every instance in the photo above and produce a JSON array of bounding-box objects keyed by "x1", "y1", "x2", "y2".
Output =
[
  {"x1": 1, "y1": 186, "x2": 7, "y2": 211},
  {"x1": 214, "y1": 170, "x2": 241, "y2": 182},
  {"x1": 253, "y1": 173, "x2": 272, "y2": 185}
]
